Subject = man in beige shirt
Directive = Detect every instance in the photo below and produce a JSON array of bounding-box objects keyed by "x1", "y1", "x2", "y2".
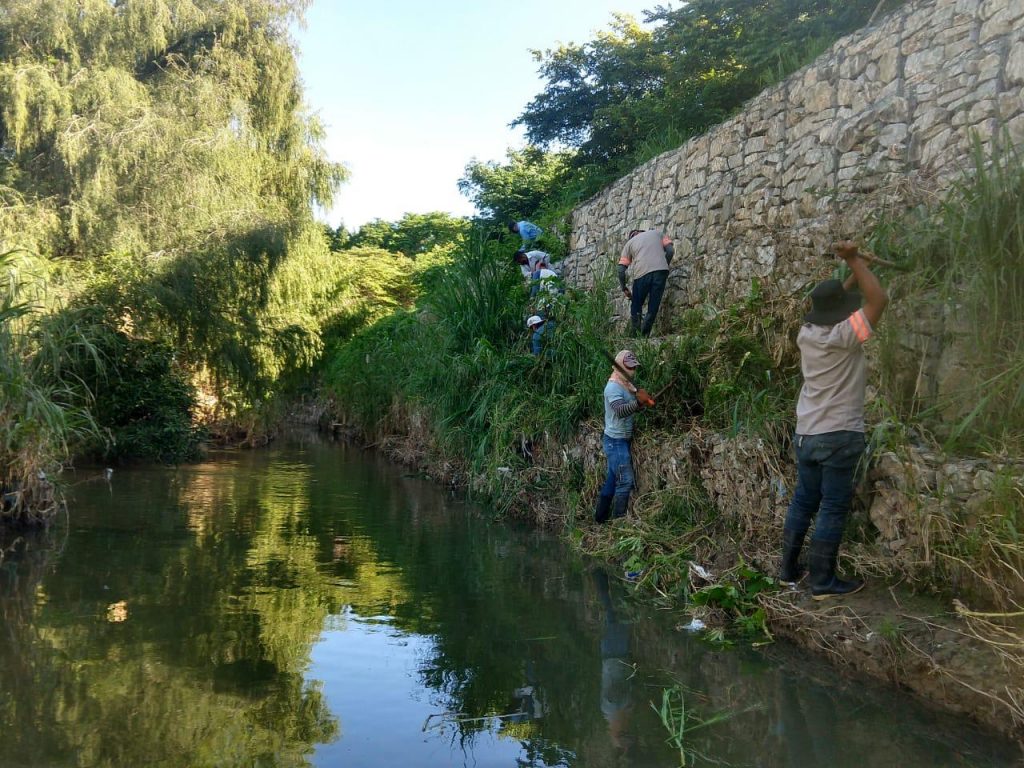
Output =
[
  {"x1": 779, "y1": 241, "x2": 888, "y2": 600},
  {"x1": 617, "y1": 228, "x2": 674, "y2": 337}
]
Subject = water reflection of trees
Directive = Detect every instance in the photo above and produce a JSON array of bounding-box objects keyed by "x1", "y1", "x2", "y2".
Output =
[
  {"x1": 2, "y1": 443, "x2": 1016, "y2": 768},
  {"x1": 0, "y1": 458, "x2": 340, "y2": 767}
]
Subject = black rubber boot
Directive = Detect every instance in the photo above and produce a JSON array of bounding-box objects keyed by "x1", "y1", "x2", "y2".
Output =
[
  {"x1": 809, "y1": 539, "x2": 864, "y2": 600},
  {"x1": 779, "y1": 528, "x2": 806, "y2": 586},
  {"x1": 612, "y1": 492, "x2": 630, "y2": 519},
  {"x1": 594, "y1": 494, "x2": 614, "y2": 524}
]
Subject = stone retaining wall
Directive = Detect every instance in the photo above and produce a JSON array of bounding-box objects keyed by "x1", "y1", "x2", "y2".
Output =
[{"x1": 565, "y1": 0, "x2": 1024, "y2": 316}]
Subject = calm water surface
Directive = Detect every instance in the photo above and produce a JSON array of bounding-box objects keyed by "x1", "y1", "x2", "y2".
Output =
[{"x1": 0, "y1": 435, "x2": 1018, "y2": 767}]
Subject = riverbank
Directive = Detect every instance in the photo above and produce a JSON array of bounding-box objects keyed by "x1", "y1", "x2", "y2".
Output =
[{"x1": 323, "y1": 407, "x2": 1024, "y2": 744}]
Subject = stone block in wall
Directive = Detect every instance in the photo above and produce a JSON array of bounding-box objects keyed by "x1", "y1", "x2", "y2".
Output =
[
  {"x1": 851, "y1": 78, "x2": 887, "y2": 114},
  {"x1": 1007, "y1": 42, "x2": 1024, "y2": 86},
  {"x1": 905, "y1": 46, "x2": 947, "y2": 80},
  {"x1": 839, "y1": 52, "x2": 869, "y2": 81},
  {"x1": 942, "y1": 28, "x2": 979, "y2": 60},
  {"x1": 878, "y1": 47, "x2": 901, "y2": 82},
  {"x1": 979, "y1": 0, "x2": 1020, "y2": 43},
  {"x1": 911, "y1": 127, "x2": 954, "y2": 167},
  {"x1": 837, "y1": 78, "x2": 858, "y2": 108},
  {"x1": 953, "y1": 0, "x2": 982, "y2": 18},
  {"x1": 1008, "y1": 113, "x2": 1024, "y2": 144},
  {"x1": 912, "y1": 106, "x2": 952, "y2": 136},
  {"x1": 877, "y1": 122, "x2": 910, "y2": 149}
]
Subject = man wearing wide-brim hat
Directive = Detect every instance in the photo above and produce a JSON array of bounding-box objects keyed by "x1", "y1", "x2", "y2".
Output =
[
  {"x1": 594, "y1": 350, "x2": 654, "y2": 523},
  {"x1": 779, "y1": 241, "x2": 888, "y2": 599}
]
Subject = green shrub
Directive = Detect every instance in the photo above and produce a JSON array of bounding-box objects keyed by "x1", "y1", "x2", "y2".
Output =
[{"x1": 45, "y1": 309, "x2": 204, "y2": 464}]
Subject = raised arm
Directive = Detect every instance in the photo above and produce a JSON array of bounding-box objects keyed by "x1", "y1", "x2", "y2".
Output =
[
  {"x1": 836, "y1": 241, "x2": 888, "y2": 327},
  {"x1": 618, "y1": 244, "x2": 633, "y2": 298}
]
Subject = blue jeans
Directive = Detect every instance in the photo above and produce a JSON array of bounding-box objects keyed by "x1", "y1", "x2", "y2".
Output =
[
  {"x1": 531, "y1": 320, "x2": 553, "y2": 355},
  {"x1": 784, "y1": 431, "x2": 865, "y2": 544},
  {"x1": 630, "y1": 270, "x2": 668, "y2": 337},
  {"x1": 600, "y1": 435, "x2": 634, "y2": 498}
]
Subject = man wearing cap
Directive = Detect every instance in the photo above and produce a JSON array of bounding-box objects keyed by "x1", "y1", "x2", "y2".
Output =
[
  {"x1": 595, "y1": 350, "x2": 654, "y2": 523},
  {"x1": 514, "y1": 248, "x2": 560, "y2": 280},
  {"x1": 618, "y1": 228, "x2": 674, "y2": 337},
  {"x1": 526, "y1": 315, "x2": 552, "y2": 356},
  {"x1": 779, "y1": 241, "x2": 888, "y2": 599}
]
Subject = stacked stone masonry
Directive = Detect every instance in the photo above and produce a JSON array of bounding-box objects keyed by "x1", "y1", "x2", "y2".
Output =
[{"x1": 565, "y1": 0, "x2": 1024, "y2": 316}]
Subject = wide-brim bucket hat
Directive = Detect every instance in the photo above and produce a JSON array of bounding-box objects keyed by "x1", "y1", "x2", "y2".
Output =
[{"x1": 804, "y1": 279, "x2": 862, "y2": 325}]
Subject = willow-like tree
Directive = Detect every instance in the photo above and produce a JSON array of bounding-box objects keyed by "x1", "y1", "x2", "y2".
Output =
[
  {"x1": 0, "y1": 0, "x2": 342, "y2": 258},
  {"x1": 0, "y1": 1, "x2": 349, "y2": 501}
]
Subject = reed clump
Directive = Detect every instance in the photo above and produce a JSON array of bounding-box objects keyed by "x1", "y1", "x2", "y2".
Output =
[
  {"x1": 0, "y1": 251, "x2": 99, "y2": 525},
  {"x1": 874, "y1": 136, "x2": 1024, "y2": 454}
]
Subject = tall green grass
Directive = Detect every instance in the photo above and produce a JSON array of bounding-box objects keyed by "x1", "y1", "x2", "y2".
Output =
[
  {"x1": 874, "y1": 135, "x2": 1024, "y2": 452},
  {"x1": 324, "y1": 232, "x2": 620, "y2": 492},
  {"x1": 322, "y1": 230, "x2": 797, "y2": 518},
  {"x1": 0, "y1": 251, "x2": 99, "y2": 525}
]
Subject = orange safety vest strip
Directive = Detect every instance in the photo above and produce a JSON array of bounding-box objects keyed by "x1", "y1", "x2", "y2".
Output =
[{"x1": 849, "y1": 309, "x2": 871, "y2": 342}]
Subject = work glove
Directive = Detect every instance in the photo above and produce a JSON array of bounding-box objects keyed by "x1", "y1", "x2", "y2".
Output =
[{"x1": 635, "y1": 388, "x2": 655, "y2": 408}]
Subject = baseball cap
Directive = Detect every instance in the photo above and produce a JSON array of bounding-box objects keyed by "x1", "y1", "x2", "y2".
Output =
[{"x1": 615, "y1": 349, "x2": 639, "y2": 369}]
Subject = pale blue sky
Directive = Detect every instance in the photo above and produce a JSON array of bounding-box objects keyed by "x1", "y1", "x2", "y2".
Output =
[{"x1": 294, "y1": 1, "x2": 659, "y2": 230}]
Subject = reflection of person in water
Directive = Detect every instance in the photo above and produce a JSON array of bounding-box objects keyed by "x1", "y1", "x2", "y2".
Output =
[
  {"x1": 506, "y1": 658, "x2": 546, "y2": 724},
  {"x1": 775, "y1": 668, "x2": 839, "y2": 766},
  {"x1": 594, "y1": 569, "x2": 634, "y2": 754}
]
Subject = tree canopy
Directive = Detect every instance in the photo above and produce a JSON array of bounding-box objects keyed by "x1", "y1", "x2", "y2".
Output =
[
  {"x1": 513, "y1": 0, "x2": 905, "y2": 168},
  {"x1": 0, "y1": 0, "x2": 342, "y2": 259},
  {"x1": 459, "y1": 146, "x2": 573, "y2": 225},
  {"x1": 344, "y1": 211, "x2": 470, "y2": 256}
]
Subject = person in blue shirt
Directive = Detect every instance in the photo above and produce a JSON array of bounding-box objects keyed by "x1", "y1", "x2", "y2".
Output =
[
  {"x1": 509, "y1": 220, "x2": 542, "y2": 245},
  {"x1": 594, "y1": 350, "x2": 653, "y2": 523}
]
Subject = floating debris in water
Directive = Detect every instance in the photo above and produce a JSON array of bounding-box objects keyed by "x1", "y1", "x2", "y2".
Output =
[
  {"x1": 681, "y1": 618, "x2": 706, "y2": 632},
  {"x1": 106, "y1": 601, "x2": 128, "y2": 622}
]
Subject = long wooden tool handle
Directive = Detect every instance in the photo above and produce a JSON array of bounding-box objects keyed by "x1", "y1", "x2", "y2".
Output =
[
  {"x1": 859, "y1": 250, "x2": 899, "y2": 267},
  {"x1": 653, "y1": 378, "x2": 676, "y2": 401}
]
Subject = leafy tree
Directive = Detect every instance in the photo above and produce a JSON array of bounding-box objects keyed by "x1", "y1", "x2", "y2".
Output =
[
  {"x1": 515, "y1": 0, "x2": 906, "y2": 168},
  {"x1": 347, "y1": 211, "x2": 469, "y2": 256},
  {"x1": 459, "y1": 146, "x2": 573, "y2": 223},
  {"x1": 0, "y1": 0, "x2": 349, "y2": 451},
  {"x1": 0, "y1": 0, "x2": 343, "y2": 259},
  {"x1": 323, "y1": 223, "x2": 351, "y2": 252}
]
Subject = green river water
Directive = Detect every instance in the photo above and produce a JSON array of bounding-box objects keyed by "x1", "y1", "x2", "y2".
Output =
[{"x1": 0, "y1": 434, "x2": 1018, "y2": 767}]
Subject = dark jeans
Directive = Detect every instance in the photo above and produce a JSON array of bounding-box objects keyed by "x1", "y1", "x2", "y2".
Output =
[
  {"x1": 600, "y1": 435, "x2": 634, "y2": 498},
  {"x1": 630, "y1": 270, "x2": 668, "y2": 337},
  {"x1": 784, "y1": 431, "x2": 865, "y2": 544}
]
